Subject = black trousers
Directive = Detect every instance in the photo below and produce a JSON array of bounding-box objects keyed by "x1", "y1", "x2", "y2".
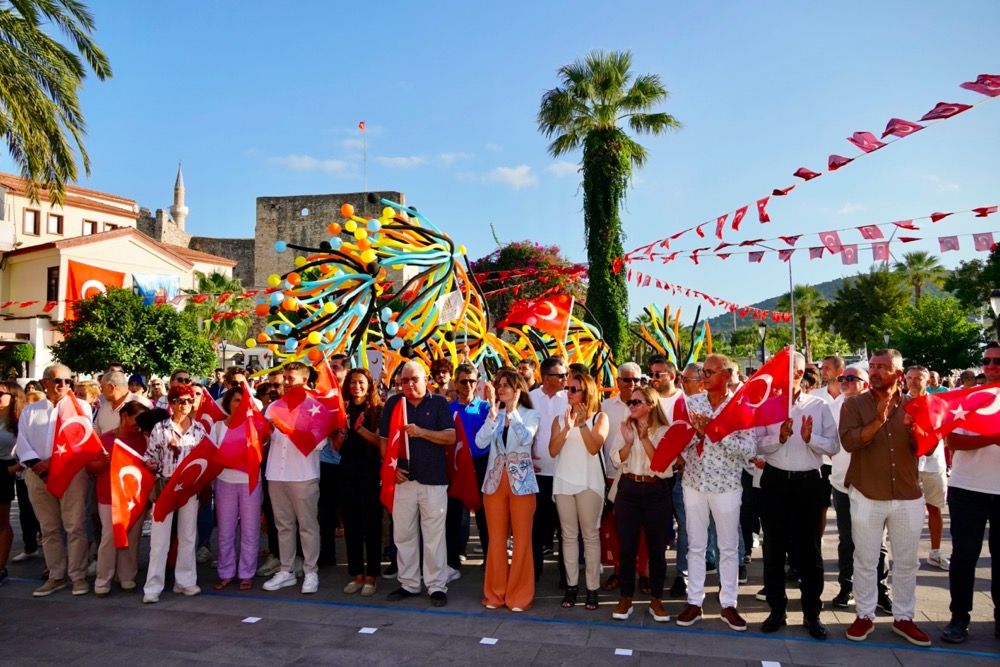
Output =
[
  {"x1": 445, "y1": 495, "x2": 470, "y2": 570},
  {"x1": 532, "y1": 475, "x2": 565, "y2": 582},
  {"x1": 947, "y1": 486, "x2": 1000, "y2": 626},
  {"x1": 760, "y1": 465, "x2": 825, "y2": 618},
  {"x1": 15, "y1": 476, "x2": 40, "y2": 553},
  {"x1": 339, "y1": 464, "x2": 383, "y2": 577},
  {"x1": 318, "y1": 461, "x2": 339, "y2": 566},
  {"x1": 473, "y1": 455, "x2": 490, "y2": 555},
  {"x1": 739, "y1": 470, "x2": 759, "y2": 559},
  {"x1": 831, "y1": 488, "x2": 889, "y2": 594},
  {"x1": 615, "y1": 476, "x2": 672, "y2": 598}
]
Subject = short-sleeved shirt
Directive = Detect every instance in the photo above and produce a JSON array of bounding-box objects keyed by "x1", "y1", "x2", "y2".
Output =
[
  {"x1": 380, "y1": 392, "x2": 453, "y2": 486},
  {"x1": 450, "y1": 397, "x2": 491, "y2": 459}
]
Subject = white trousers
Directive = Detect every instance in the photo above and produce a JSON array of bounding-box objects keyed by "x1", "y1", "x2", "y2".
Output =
[
  {"x1": 393, "y1": 482, "x2": 449, "y2": 594},
  {"x1": 684, "y1": 486, "x2": 742, "y2": 608},
  {"x1": 849, "y1": 487, "x2": 923, "y2": 620},
  {"x1": 144, "y1": 495, "x2": 199, "y2": 596}
]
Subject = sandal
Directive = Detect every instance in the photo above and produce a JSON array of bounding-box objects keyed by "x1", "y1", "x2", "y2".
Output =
[
  {"x1": 601, "y1": 573, "x2": 620, "y2": 591},
  {"x1": 561, "y1": 585, "x2": 579, "y2": 608},
  {"x1": 212, "y1": 578, "x2": 233, "y2": 591},
  {"x1": 239, "y1": 579, "x2": 253, "y2": 591},
  {"x1": 585, "y1": 589, "x2": 599, "y2": 610}
]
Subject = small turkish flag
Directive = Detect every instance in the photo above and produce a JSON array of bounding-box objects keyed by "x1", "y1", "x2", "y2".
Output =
[
  {"x1": 380, "y1": 397, "x2": 407, "y2": 513},
  {"x1": 779, "y1": 249, "x2": 794, "y2": 262},
  {"x1": 649, "y1": 398, "x2": 696, "y2": 473},
  {"x1": 904, "y1": 382, "x2": 1000, "y2": 455},
  {"x1": 809, "y1": 247, "x2": 825, "y2": 260},
  {"x1": 872, "y1": 242, "x2": 891, "y2": 262},
  {"x1": 973, "y1": 206, "x2": 998, "y2": 218},
  {"x1": 695, "y1": 223, "x2": 707, "y2": 238},
  {"x1": 732, "y1": 205, "x2": 748, "y2": 231},
  {"x1": 47, "y1": 395, "x2": 104, "y2": 498},
  {"x1": 920, "y1": 102, "x2": 972, "y2": 121},
  {"x1": 858, "y1": 225, "x2": 884, "y2": 240},
  {"x1": 446, "y1": 413, "x2": 481, "y2": 512},
  {"x1": 900, "y1": 237, "x2": 922, "y2": 243},
  {"x1": 930, "y1": 212, "x2": 953, "y2": 223},
  {"x1": 497, "y1": 294, "x2": 574, "y2": 341},
  {"x1": 268, "y1": 387, "x2": 343, "y2": 457},
  {"x1": 793, "y1": 167, "x2": 821, "y2": 181},
  {"x1": 110, "y1": 440, "x2": 154, "y2": 548},
  {"x1": 819, "y1": 230, "x2": 844, "y2": 254},
  {"x1": 893, "y1": 220, "x2": 919, "y2": 230},
  {"x1": 152, "y1": 438, "x2": 224, "y2": 522},
  {"x1": 195, "y1": 392, "x2": 227, "y2": 433},
  {"x1": 938, "y1": 236, "x2": 960, "y2": 252},
  {"x1": 310, "y1": 358, "x2": 348, "y2": 432},
  {"x1": 714, "y1": 214, "x2": 728, "y2": 240},
  {"x1": 973, "y1": 233, "x2": 995, "y2": 252},
  {"x1": 841, "y1": 245, "x2": 859, "y2": 265},
  {"x1": 772, "y1": 185, "x2": 795, "y2": 196},
  {"x1": 828, "y1": 154, "x2": 853, "y2": 171},
  {"x1": 748, "y1": 252, "x2": 764, "y2": 263},
  {"x1": 960, "y1": 74, "x2": 1000, "y2": 98},
  {"x1": 881, "y1": 118, "x2": 924, "y2": 138},
  {"x1": 847, "y1": 131, "x2": 885, "y2": 153},
  {"x1": 358, "y1": 121, "x2": 366, "y2": 131},
  {"x1": 215, "y1": 381, "x2": 271, "y2": 493},
  {"x1": 756, "y1": 197, "x2": 770, "y2": 223}
]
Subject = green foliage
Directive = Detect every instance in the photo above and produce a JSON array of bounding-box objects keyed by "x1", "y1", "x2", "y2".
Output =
[
  {"x1": 0, "y1": 0, "x2": 112, "y2": 204},
  {"x1": 51, "y1": 287, "x2": 215, "y2": 375},
  {"x1": 183, "y1": 271, "x2": 253, "y2": 344},
  {"x1": 882, "y1": 296, "x2": 983, "y2": 373},
  {"x1": 820, "y1": 266, "x2": 910, "y2": 351},
  {"x1": 470, "y1": 241, "x2": 586, "y2": 328},
  {"x1": 538, "y1": 49, "x2": 681, "y2": 361},
  {"x1": 944, "y1": 246, "x2": 1000, "y2": 314},
  {"x1": 893, "y1": 251, "x2": 948, "y2": 303},
  {"x1": 775, "y1": 285, "x2": 827, "y2": 361},
  {"x1": 10, "y1": 342, "x2": 35, "y2": 363}
]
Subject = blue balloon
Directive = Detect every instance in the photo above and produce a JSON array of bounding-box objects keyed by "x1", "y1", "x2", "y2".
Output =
[
  {"x1": 330, "y1": 237, "x2": 343, "y2": 250},
  {"x1": 390, "y1": 337, "x2": 404, "y2": 350},
  {"x1": 367, "y1": 219, "x2": 382, "y2": 232},
  {"x1": 284, "y1": 338, "x2": 298, "y2": 351},
  {"x1": 264, "y1": 326, "x2": 276, "y2": 336},
  {"x1": 274, "y1": 240, "x2": 288, "y2": 253},
  {"x1": 278, "y1": 323, "x2": 292, "y2": 335},
  {"x1": 380, "y1": 307, "x2": 393, "y2": 322},
  {"x1": 270, "y1": 292, "x2": 283, "y2": 306},
  {"x1": 385, "y1": 321, "x2": 399, "y2": 337}
]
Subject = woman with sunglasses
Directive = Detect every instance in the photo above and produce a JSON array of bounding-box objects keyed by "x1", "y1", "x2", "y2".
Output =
[
  {"x1": 142, "y1": 384, "x2": 208, "y2": 603},
  {"x1": 549, "y1": 373, "x2": 609, "y2": 610},
  {"x1": 0, "y1": 381, "x2": 27, "y2": 586},
  {"x1": 610, "y1": 386, "x2": 673, "y2": 622},
  {"x1": 476, "y1": 367, "x2": 540, "y2": 612},
  {"x1": 334, "y1": 368, "x2": 383, "y2": 597}
]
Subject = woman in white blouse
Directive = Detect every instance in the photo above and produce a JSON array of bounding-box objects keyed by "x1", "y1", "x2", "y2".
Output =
[
  {"x1": 549, "y1": 373, "x2": 608, "y2": 610},
  {"x1": 475, "y1": 367, "x2": 541, "y2": 613},
  {"x1": 610, "y1": 386, "x2": 673, "y2": 622}
]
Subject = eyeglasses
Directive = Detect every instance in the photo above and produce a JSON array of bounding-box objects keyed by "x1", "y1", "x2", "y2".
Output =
[
  {"x1": 546, "y1": 373, "x2": 568, "y2": 379},
  {"x1": 681, "y1": 377, "x2": 699, "y2": 383},
  {"x1": 625, "y1": 399, "x2": 648, "y2": 407},
  {"x1": 650, "y1": 371, "x2": 670, "y2": 378},
  {"x1": 700, "y1": 368, "x2": 727, "y2": 378},
  {"x1": 52, "y1": 378, "x2": 73, "y2": 387},
  {"x1": 838, "y1": 375, "x2": 862, "y2": 383},
  {"x1": 457, "y1": 379, "x2": 477, "y2": 385},
  {"x1": 172, "y1": 398, "x2": 195, "y2": 405},
  {"x1": 981, "y1": 358, "x2": 1000, "y2": 366},
  {"x1": 174, "y1": 377, "x2": 192, "y2": 384},
  {"x1": 617, "y1": 377, "x2": 641, "y2": 384},
  {"x1": 399, "y1": 377, "x2": 423, "y2": 384},
  {"x1": 567, "y1": 386, "x2": 582, "y2": 394}
]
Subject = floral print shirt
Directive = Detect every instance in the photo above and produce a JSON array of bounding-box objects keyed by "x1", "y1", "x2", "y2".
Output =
[
  {"x1": 681, "y1": 392, "x2": 757, "y2": 494},
  {"x1": 144, "y1": 418, "x2": 208, "y2": 479}
]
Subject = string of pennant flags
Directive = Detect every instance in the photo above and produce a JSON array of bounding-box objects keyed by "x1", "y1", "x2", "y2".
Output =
[
  {"x1": 625, "y1": 269, "x2": 793, "y2": 322},
  {"x1": 0, "y1": 288, "x2": 280, "y2": 315},
  {"x1": 622, "y1": 73, "x2": 999, "y2": 262}
]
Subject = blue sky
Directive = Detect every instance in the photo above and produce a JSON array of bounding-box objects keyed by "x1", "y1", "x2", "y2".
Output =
[{"x1": 8, "y1": 0, "x2": 999, "y2": 320}]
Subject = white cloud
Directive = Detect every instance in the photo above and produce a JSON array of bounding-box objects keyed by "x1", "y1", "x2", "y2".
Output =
[
  {"x1": 270, "y1": 154, "x2": 349, "y2": 172},
  {"x1": 836, "y1": 202, "x2": 866, "y2": 216},
  {"x1": 375, "y1": 155, "x2": 427, "y2": 169},
  {"x1": 487, "y1": 165, "x2": 538, "y2": 190},
  {"x1": 545, "y1": 161, "x2": 579, "y2": 177},
  {"x1": 923, "y1": 174, "x2": 960, "y2": 193},
  {"x1": 439, "y1": 152, "x2": 473, "y2": 166},
  {"x1": 485, "y1": 142, "x2": 504, "y2": 153}
]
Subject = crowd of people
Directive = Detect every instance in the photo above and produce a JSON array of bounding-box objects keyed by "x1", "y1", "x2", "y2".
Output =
[{"x1": 0, "y1": 345, "x2": 997, "y2": 649}]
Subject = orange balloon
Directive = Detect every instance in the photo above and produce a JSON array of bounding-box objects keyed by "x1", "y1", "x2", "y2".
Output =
[
  {"x1": 327, "y1": 222, "x2": 342, "y2": 235},
  {"x1": 257, "y1": 332, "x2": 270, "y2": 343},
  {"x1": 254, "y1": 303, "x2": 270, "y2": 317},
  {"x1": 357, "y1": 239, "x2": 371, "y2": 251},
  {"x1": 282, "y1": 297, "x2": 297, "y2": 311},
  {"x1": 287, "y1": 272, "x2": 301, "y2": 286},
  {"x1": 307, "y1": 348, "x2": 323, "y2": 363},
  {"x1": 340, "y1": 204, "x2": 354, "y2": 218}
]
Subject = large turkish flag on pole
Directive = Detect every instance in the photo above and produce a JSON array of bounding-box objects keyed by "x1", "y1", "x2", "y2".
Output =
[
  {"x1": 47, "y1": 394, "x2": 103, "y2": 497},
  {"x1": 110, "y1": 440, "x2": 154, "y2": 548},
  {"x1": 65, "y1": 260, "x2": 125, "y2": 321},
  {"x1": 497, "y1": 294, "x2": 574, "y2": 341}
]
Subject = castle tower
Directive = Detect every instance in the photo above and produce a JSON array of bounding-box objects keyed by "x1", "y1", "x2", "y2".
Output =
[{"x1": 168, "y1": 162, "x2": 189, "y2": 229}]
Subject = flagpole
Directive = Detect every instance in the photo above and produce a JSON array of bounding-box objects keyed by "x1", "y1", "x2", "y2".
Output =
[
  {"x1": 363, "y1": 126, "x2": 368, "y2": 194},
  {"x1": 755, "y1": 241, "x2": 796, "y2": 414}
]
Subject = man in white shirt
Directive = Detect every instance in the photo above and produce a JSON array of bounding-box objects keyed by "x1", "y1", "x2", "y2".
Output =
[
  {"x1": 755, "y1": 352, "x2": 840, "y2": 640},
  {"x1": 14, "y1": 365, "x2": 93, "y2": 597},
  {"x1": 95, "y1": 371, "x2": 150, "y2": 435},
  {"x1": 529, "y1": 356, "x2": 569, "y2": 583},
  {"x1": 811, "y1": 356, "x2": 845, "y2": 404}
]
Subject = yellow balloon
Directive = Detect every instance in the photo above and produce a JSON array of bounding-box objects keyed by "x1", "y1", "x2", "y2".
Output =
[
  {"x1": 245, "y1": 339, "x2": 257, "y2": 348},
  {"x1": 307, "y1": 332, "x2": 321, "y2": 345},
  {"x1": 294, "y1": 256, "x2": 307, "y2": 267},
  {"x1": 382, "y1": 207, "x2": 395, "y2": 219},
  {"x1": 344, "y1": 220, "x2": 357, "y2": 233},
  {"x1": 323, "y1": 302, "x2": 336, "y2": 314},
  {"x1": 360, "y1": 249, "x2": 377, "y2": 264},
  {"x1": 353, "y1": 228, "x2": 367, "y2": 240},
  {"x1": 457, "y1": 245, "x2": 466, "y2": 255},
  {"x1": 267, "y1": 274, "x2": 281, "y2": 287}
]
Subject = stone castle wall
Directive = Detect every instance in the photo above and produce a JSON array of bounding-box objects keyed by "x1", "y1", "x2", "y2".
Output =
[
  {"x1": 136, "y1": 208, "x2": 191, "y2": 248},
  {"x1": 188, "y1": 236, "x2": 255, "y2": 287}
]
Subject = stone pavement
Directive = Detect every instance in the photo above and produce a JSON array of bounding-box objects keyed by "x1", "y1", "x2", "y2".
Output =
[{"x1": 1, "y1": 508, "x2": 997, "y2": 666}]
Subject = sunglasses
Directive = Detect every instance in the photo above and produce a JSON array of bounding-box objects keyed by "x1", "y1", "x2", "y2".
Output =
[
  {"x1": 650, "y1": 371, "x2": 670, "y2": 378},
  {"x1": 399, "y1": 377, "x2": 423, "y2": 384},
  {"x1": 546, "y1": 373, "x2": 568, "y2": 379},
  {"x1": 981, "y1": 358, "x2": 1000, "y2": 366},
  {"x1": 838, "y1": 375, "x2": 862, "y2": 383},
  {"x1": 618, "y1": 377, "x2": 641, "y2": 384},
  {"x1": 174, "y1": 377, "x2": 192, "y2": 384},
  {"x1": 625, "y1": 399, "x2": 648, "y2": 407},
  {"x1": 457, "y1": 379, "x2": 477, "y2": 385},
  {"x1": 52, "y1": 378, "x2": 73, "y2": 387},
  {"x1": 172, "y1": 398, "x2": 195, "y2": 405},
  {"x1": 567, "y1": 386, "x2": 582, "y2": 394}
]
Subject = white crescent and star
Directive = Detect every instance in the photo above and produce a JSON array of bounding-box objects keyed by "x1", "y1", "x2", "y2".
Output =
[
  {"x1": 60, "y1": 415, "x2": 94, "y2": 451},
  {"x1": 118, "y1": 465, "x2": 143, "y2": 511},
  {"x1": 79, "y1": 279, "x2": 108, "y2": 299},
  {"x1": 968, "y1": 389, "x2": 1000, "y2": 416},
  {"x1": 175, "y1": 458, "x2": 208, "y2": 491},
  {"x1": 744, "y1": 375, "x2": 774, "y2": 409}
]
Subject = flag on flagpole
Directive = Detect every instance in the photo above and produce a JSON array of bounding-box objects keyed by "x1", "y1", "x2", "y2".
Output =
[
  {"x1": 447, "y1": 412, "x2": 481, "y2": 511},
  {"x1": 380, "y1": 398, "x2": 408, "y2": 512},
  {"x1": 152, "y1": 438, "x2": 224, "y2": 522},
  {"x1": 110, "y1": 440, "x2": 154, "y2": 548},
  {"x1": 358, "y1": 121, "x2": 366, "y2": 131},
  {"x1": 649, "y1": 398, "x2": 696, "y2": 473},
  {"x1": 47, "y1": 394, "x2": 104, "y2": 497},
  {"x1": 705, "y1": 348, "x2": 793, "y2": 443}
]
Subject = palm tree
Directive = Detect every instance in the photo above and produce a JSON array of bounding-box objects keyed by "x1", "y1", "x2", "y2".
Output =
[
  {"x1": 183, "y1": 272, "x2": 253, "y2": 346},
  {"x1": 538, "y1": 50, "x2": 681, "y2": 360},
  {"x1": 0, "y1": 0, "x2": 112, "y2": 204},
  {"x1": 775, "y1": 285, "x2": 827, "y2": 362},
  {"x1": 894, "y1": 251, "x2": 948, "y2": 302}
]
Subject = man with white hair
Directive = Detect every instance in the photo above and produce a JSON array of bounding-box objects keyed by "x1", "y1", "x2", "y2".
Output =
[{"x1": 95, "y1": 371, "x2": 150, "y2": 435}]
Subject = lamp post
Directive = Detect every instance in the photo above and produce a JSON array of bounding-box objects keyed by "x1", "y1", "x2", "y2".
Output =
[
  {"x1": 991, "y1": 289, "x2": 1000, "y2": 341},
  {"x1": 758, "y1": 322, "x2": 767, "y2": 365},
  {"x1": 221, "y1": 337, "x2": 228, "y2": 371},
  {"x1": 883, "y1": 330, "x2": 891, "y2": 348}
]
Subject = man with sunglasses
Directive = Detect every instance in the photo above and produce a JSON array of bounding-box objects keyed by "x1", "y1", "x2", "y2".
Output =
[
  {"x1": 530, "y1": 357, "x2": 569, "y2": 584},
  {"x1": 15, "y1": 365, "x2": 93, "y2": 597},
  {"x1": 155, "y1": 369, "x2": 193, "y2": 409},
  {"x1": 940, "y1": 341, "x2": 1000, "y2": 643},
  {"x1": 449, "y1": 363, "x2": 491, "y2": 571}
]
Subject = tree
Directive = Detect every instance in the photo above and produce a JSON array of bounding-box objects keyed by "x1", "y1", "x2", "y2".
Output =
[
  {"x1": 183, "y1": 271, "x2": 253, "y2": 344},
  {"x1": 0, "y1": 0, "x2": 112, "y2": 204},
  {"x1": 9, "y1": 342, "x2": 35, "y2": 377},
  {"x1": 820, "y1": 266, "x2": 909, "y2": 351},
  {"x1": 944, "y1": 245, "x2": 1000, "y2": 314},
  {"x1": 775, "y1": 285, "x2": 827, "y2": 362},
  {"x1": 538, "y1": 50, "x2": 681, "y2": 360},
  {"x1": 51, "y1": 287, "x2": 215, "y2": 375},
  {"x1": 882, "y1": 296, "x2": 983, "y2": 373},
  {"x1": 894, "y1": 251, "x2": 948, "y2": 303}
]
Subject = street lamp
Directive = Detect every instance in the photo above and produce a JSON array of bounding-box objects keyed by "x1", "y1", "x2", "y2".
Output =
[
  {"x1": 758, "y1": 322, "x2": 767, "y2": 364},
  {"x1": 883, "y1": 330, "x2": 891, "y2": 347},
  {"x1": 221, "y1": 337, "x2": 228, "y2": 370},
  {"x1": 991, "y1": 289, "x2": 1000, "y2": 340}
]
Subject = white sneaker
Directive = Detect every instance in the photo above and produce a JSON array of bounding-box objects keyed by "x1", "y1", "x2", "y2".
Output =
[
  {"x1": 256, "y1": 555, "x2": 280, "y2": 577},
  {"x1": 173, "y1": 584, "x2": 201, "y2": 596},
  {"x1": 294, "y1": 556, "x2": 304, "y2": 577},
  {"x1": 141, "y1": 520, "x2": 152, "y2": 537},
  {"x1": 196, "y1": 546, "x2": 212, "y2": 564},
  {"x1": 87, "y1": 561, "x2": 97, "y2": 577},
  {"x1": 927, "y1": 550, "x2": 950, "y2": 571},
  {"x1": 262, "y1": 570, "x2": 297, "y2": 591},
  {"x1": 445, "y1": 567, "x2": 461, "y2": 584},
  {"x1": 301, "y1": 573, "x2": 319, "y2": 594},
  {"x1": 12, "y1": 551, "x2": 37, "y2": 563}
]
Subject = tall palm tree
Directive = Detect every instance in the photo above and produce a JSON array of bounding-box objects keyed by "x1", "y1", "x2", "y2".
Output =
[
  {"x1": 538, "y1": 50, "x2": 681, "y2": 360},
  {"x1": 0, "y1": 0, "x2": 112, "y2": 204},
  {"x1": 775, "y1": 285, "x2": 827, "y2": 362},
  {"x1": 894, "y1": 251, "x2": 948, "y2": 302},
  {"x1": 183, "y1": 272, "x2": 253, "y2": 346}
]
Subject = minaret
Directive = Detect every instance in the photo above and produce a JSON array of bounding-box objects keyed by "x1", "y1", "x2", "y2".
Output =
[{"x1": 168, "y1": 162, "x2": 189, "y2": 229}]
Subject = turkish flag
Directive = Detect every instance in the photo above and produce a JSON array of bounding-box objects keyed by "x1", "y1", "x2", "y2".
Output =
[
  {"x1": 705, "y1": 348, "x2": 792, "y2": 443},
  {"x1": 195, "y1": 393, "x2": 227, "y2": 433},
  {"x1": 939, "y1": 236, "x2": 960, "y2": 252},
  {"x1": 497, "y1": 294, "x2": 574, "y2": 341},
  {"x1": 847, "y1": 132, "x2": 885, "y2": 153},
  {"x1": 900, "y1": 237, "x2": 922, "y2": 243},
  {"x1": 858, "y1": 225, "x2": 884, "y2": 240},
  {"x1": 779, "y1": 249, "x2": 794, "y2": 262},
  {"x1": 809, "y1": 247, "x2": 825, "y2": 260},
  {"x1": 47, "y1": 394, "x2": 104, "y2": 498},
  {"x1": 841, "y1": 245, "x2": 859, "y2": 265},
  {"x1": 380, "y1": 398, "x2": 407, "y2": 513},
  {"x1": 152, "y1": 438, "x2": 224, "y2": 522},
  {"x1": 904, "y1": 383, "x2": 1000, "y2": 456},
  {"x1": 756, "y1": 197, "x2": 770, "y2": 223},
  {"x1": 215, "y1": 381, "x2": 271, "y2": 493},
  {"x1": 819, "y1": 230, "x2": 844, "y2": 254},
  {"x1": 650, "y1": 398, "x2": 696, "y2": 473},
  {"x1": 828, "y1": 154, "x2": 853, "y2": 171},
  {"x1": 772, "y1": 185, "x2": 795, "y2": 196},
  {"x1": 973, "y1": 206, "x2": 998, "y2": 218},
  {"x1": 310, "y1": 358, "x2": 347, "y2": 432},
  {"x1": 732, "y1": 205, "x2": 748, "y2": 231},
  {"x1": 779, "y1": 235, "x2": 801, "y2": 246},
  {"x1": 872, "y1": 242, "x2": 891, "y2": 261},
  {"x1": 930, "y1": 212, "x2": 953, "y2": 223},
  {"x1": 268, "y1": 386, "x2": 341, "y2": 457},
  {"x1": 881, "y1": 118, "x2": 924, "y2": 138},
  {"x1": 793, "y1": 167, "x2": 821, "y2": 181},
  {"x1": 893, "y1": 220, "x2": 918, "y2": 230},
  {"x1": 714, "y1": 214, "x2": 728, "y2": 240},
  {"x1": 446, "y1": 413, "x2": 481, "y2": 512},
  {"x1": 974, "y1": 233, "x2": 995, "y2": 252},
  {"x1": 358, "y1": 120, "x2": 366, "y2": 131},
  {"x1": 65, "y1": 260, "x2": 126, "y2": 321},
  {"x1": 920, "y1": 102, "x2": 972, "y2": 121},
  {"x1": 110, "y1": 440, "x2": 154, "y2": 548},
  {"x1": 695, "y1": 223, "x2": 707, "y2": 238},
  {"x1": 748, "y1": 252, "x2": 764, "y2": 263},
  {"x1": 960, "y1": 74, "x2": 1000, "y2": 98}
]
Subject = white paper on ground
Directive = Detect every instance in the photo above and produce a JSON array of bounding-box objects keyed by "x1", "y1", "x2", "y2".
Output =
[
  {"x1": 359, "y1": 627, "x2": 378, "y2": 634},
  {"x1": 242, "y1": 617, "x2": 261, "y2": 624},
  {"x1": 614, "y1": 648, "x2": 633, "y2": 656},
  {"x1": 480, "y1": 638, "x2": 498, "y2": 645}
]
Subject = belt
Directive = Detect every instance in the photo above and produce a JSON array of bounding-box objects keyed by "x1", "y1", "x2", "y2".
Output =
[
  {"x1": 765, "y1": 464, "x2": 820, "y2": 480},
  {"x1": 623, "y1": 473, "x2": 661, "y2": 484}
]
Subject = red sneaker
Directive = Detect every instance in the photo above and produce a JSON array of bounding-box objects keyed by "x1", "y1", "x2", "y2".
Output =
[
  {"x1": 846, "y1": 616, "x2": 874, "y2": 642},
  {"x1": 892, "y1": 619, "x2": 931, "y2": 647}
]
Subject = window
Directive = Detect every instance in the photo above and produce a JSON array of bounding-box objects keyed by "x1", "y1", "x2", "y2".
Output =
[
  {"x1": 83, "y1": 220, "x2": 97, "y2": 235},
  {"x1": 104, "y1": 222, "x2": 119, "y2": 232},
  {"x1": 46, "y1": 267, "x2": 60, "y2": 302},
  {"x1": 23, "y1": 209, "x2": 40, "y2": 235},
  {"x1": 47, "y1": 213, "x2": 64, "y2": 235}
]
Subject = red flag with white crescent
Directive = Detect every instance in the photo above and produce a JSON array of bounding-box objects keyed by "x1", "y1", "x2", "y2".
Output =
[
  {"x1": 809, "y1": 247, "x2": 825, "y2": 260},
  {"x1": 819, "y1": 230, "x2": 843, "y2": 254},
  {"x1": 267, "y1": 386, "x2": 341, "y2": 457},
  {"x1": 847, "y1": 131, "x2": 885, "y2": 153},
  {"x1": 309, "y1": 358, "x2": 348, "y2": 432},
  {"x1": 841, "y1": 245, "x2": 859, "y2": 265},
  {"x1": 756, "y1": 197, "x2": 770, "y2": 223},
  {"x1": 650, "y1": 397, "x2": 697, "y2": 473},
  {"x1": 195, "y1": 392, "x2": 227, "y2": 433},
  {"x1": 904, "y1": 383, "x2": 1000, "y2": 456},
  {"x1": 152, "y1": 437, "x2": 224, "y2": 522},
  {"x1": 872, "y1": 242, "x2": 891, "y2": 262},
  {"x1": 705, "y1": 348, "x2": 792, "y2": 443},
  {"x1": 65, "y1": 260, "x2": 125, "y2": 321},
  {"x1": 110, "y1": 440, "x2": 154, "y2": 548},
  {"x1": 828, "y1": 154, "x2": 853, "y2": 170},
  {"x1": 973, "y1": 233, "x2": 995, "y2": 252},
  {"x1": 920, "y1": 102, "x2": 972, "y2": 121},
  {"x1": 446, "y1": 413, "x2": 481, "y2": 511},
  {"x1": 47, "y1": 394, "x2": 104, "y2": 497},
  {"x1": 960, "y1": 74, "x2": 1000, "y2": 98},
  {"x1": 732, "y1": 205, "x2": 748, "y2": 231},
  {"x1": 380, "y1": 398, "x2": 408, "y2": 513},
  {"x1": 858, "y1": 225, "x2": 884, "y2": 240},
  {"x1": 881, "y1": 118, "x2": 924, "y2": 138},
  {"x1": 496, "y1": 294, "x2": 574, "y2": 341},
  {"x1": 938, "y1": 236, "x2": 960, "y2": 253}
]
